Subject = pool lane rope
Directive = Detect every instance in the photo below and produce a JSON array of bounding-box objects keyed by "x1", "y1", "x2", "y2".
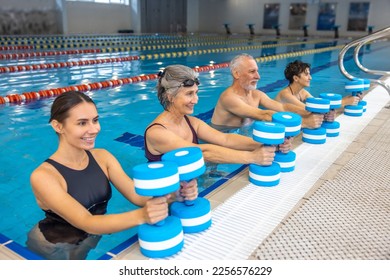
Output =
[
  {"x1": 0, "y1": 45, "x2": 34, "y2": 51},
  {"x1": 0, "y1": 45, "x2": 343, "y2": 105},
  {"x1": 0, "y1": 40, "x2": 339, "y2": 74},
  {"x1": 0, "y1": 55, "x2": 140, "y2": 73},
  {"x1": 0, "y1": 34, "x2": 324, "y2": 50}
]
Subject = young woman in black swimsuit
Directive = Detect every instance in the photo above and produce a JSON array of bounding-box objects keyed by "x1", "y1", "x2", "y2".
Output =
[{"x1": 27, "y1": 90, "x2": 197, "y2": 259}]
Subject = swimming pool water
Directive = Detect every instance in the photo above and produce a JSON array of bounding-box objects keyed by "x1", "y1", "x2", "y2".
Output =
[{"x1": 0, "y1": 35, "x2": 388, "y2": 259}]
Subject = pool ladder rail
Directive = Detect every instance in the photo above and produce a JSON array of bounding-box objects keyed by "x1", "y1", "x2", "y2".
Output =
[{"x1": 338, "y1": 25, "x2": 390, "y2": 96}]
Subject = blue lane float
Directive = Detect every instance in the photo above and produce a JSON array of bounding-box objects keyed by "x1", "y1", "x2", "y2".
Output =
[
  {"x1": 319, "y1": 93, "x2": 342, "y2": 137},
  {"x1": 162, "y1": 147, "x2": 212, "y2": 234},
  {"x1": 250, "y1": 121, "x2": 285, "y2": 186},
  {"x1": 132, "y1": 161, "x2": 184, "y2": 258},
  {"x1": 271, "y1": 112, "x2": 302, "y2": 172}
]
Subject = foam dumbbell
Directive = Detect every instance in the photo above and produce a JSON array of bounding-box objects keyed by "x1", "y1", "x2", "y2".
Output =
[
  {"x1": 359, "y1": 79, "x2": 370, "y2": 112},
  {"x1": 303, "y1": 97, "x2": 330, "y2": 144},
  {"x1": 271, "y1": 112, "x2": 302, "y2": 172},
  {"x1": 162, "y1": 147, "x2": 212, "y2": 233},
  {"x1": 250, "y1": 121, "x2": 285, "y2": 186},
  {"x1": 319, "y1": 93, "x2": 342, "y2": 137},
  {"x1": 132, "y1": 161, "x2": 184, "y2": 258},
  {"x1": 344, "y1": 79, "x2": 364, "y2": 117}
]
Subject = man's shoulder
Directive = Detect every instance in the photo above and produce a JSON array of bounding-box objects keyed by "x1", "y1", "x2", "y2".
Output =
[{"x1": 218, "y1": 87, "x2": 236, "y2": 101}]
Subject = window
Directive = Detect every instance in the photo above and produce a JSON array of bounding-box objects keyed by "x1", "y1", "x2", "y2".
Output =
[
  {"x1": 66, "y1": 0, "x2": 129, "y2": 5},
  {"x1": 348, "y1": 2, "x2": 370, "y2": 31}
]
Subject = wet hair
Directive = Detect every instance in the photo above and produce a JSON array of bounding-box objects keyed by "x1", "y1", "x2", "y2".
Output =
[
  {"x1": 49, "y1": 90, "x2": 96, "y2": 123},
  {"x1": 284, "y1": 60, "x2": 311, "y2": 84},
  {"x1": 157, "y1": 64, "x2": 199, "y2": 111},
  {"x1": 229, "y1": 53, "x2": 254, "y2": 74}
]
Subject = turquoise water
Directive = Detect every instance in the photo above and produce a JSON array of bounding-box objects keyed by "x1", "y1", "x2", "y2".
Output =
[{"x1": 0, "y1": 35, "x2": 388, "y2": 260}]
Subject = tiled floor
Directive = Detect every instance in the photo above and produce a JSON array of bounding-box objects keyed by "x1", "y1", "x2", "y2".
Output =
[{"x1": 250, "y1": 104, "x2": 390, "y2": 259}]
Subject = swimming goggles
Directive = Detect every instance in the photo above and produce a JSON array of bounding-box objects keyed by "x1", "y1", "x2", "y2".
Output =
[{"x1": 158, "y1": 70, "x2": 200, "y2": 90}]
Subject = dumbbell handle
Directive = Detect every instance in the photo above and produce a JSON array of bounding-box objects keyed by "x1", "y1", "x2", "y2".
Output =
[{"x1": 183, "y1": 180, "x2": 195, "y2": 206}]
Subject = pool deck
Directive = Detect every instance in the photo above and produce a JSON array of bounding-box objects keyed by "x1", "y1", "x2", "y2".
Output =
[{"x1": 1, "y1": 75, "x2": 389, "y2": 260}]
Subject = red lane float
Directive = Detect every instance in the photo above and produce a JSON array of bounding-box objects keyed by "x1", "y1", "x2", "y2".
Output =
[
  {"x1": 0, "y1": 48, "x2": 102, "y2": 60},
  {"x1": 0, "y1": 63, "x2": 229, "y2": 105},
  {"x1": 0, "y1": 46, "x2": 34, "y2": 51},
  {"x1": 0, "y1": 55, "x2": 140, "y2": 73}
]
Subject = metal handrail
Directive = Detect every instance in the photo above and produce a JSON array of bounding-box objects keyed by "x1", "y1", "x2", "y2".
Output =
[{"x1": 338, "y1": 26, "x2": 390, "y2": 95}]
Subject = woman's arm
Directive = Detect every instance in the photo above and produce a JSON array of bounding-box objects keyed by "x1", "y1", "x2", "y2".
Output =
[
  {"x1": 146, "y1": 117, "x2": 275, "y2": 165},
  {"x1": 30, "y1": 155, "x2": 169, "y2": 235},
  {"x1": 191, "y1": 117, "x2": 276, "y2": 165},
  {"x1": 93, "y1": 149, "x2": 149, "y2": 206}
]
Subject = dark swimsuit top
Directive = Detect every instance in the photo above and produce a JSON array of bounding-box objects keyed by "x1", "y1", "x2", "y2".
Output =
[
  {"x1": 44, "y1": 150, "x2": 112, "y2": 219},
  {"x1": 289, "y1": 85, "x2": 305, "y2": 102},
  {"x1": 144, "y1": 115, "x2": 199, "y2": 162},
  {"x1": 38, "y1": 150, "x2": 112, "y2": 245}
]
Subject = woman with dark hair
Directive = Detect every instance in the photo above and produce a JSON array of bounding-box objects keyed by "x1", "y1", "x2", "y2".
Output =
[
  {"x1": 144, "y1": 64, "x2": 280, "y2": 166},
  {"x1": 275, "y1": 60, "x2": 359, "y2": 110},
  {"x1": 27, "y1": 90, "x2": 196, "y2": 259}
]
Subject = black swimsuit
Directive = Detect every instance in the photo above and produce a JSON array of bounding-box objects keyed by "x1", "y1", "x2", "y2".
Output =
[
  {"x1": 144, "y1": 115, "x2": 199, "y2": 162},
  {"x1": 38, "y1": 150, "x2": 112, "y2": 244}
]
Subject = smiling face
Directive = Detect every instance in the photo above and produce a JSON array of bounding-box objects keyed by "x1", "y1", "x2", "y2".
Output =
[
  {"x1": 54, "y1": 101, "x2": 100, "y2": 150},
  {"x1": 170, "y1": 84, "x2": 199, "y2": 115},
  {"x1": 294, "y1": 67, "x2": 312, "y2": 87}
]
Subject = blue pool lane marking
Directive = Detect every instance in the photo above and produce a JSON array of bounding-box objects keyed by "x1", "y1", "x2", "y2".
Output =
[
  {"x1": 114, "y1": 132, "x2": 145, "y2": 149},
  {"x1": 0, "y1": 233, "x2": 44, "y2": 260}
]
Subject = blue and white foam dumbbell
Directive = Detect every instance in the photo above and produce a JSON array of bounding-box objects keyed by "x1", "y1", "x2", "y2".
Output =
[
  {"x1": 320, "y1": 121, "x2": 340, "y2": 137},
  {"x1": 249, "y1": 162, "x2": 281, "y2": 187},
  {"x1": 345, "y1": 79, "x2": 365, "y2": 95},
  {"x1": 137, "y1": 215, "x2": 184, "y2": 259},
  {"x1": 162, "y1": 147, "x2": 212, "y2": 234},
  {"x1": 360, "y1": 79, "x2": 370, "y2": 112},
  {"x1": 133, "y1": 161, "x2": 184, "y2": 258},
  {"x1": 305, "y1": 97, "x2": 331, "y2": 114},
  {"x1": 302, "y1": 127, "x2": 327, "y2": 144},
  {"x1": 252, "y1": 121, "x2": 286, "y2": 145},
  {"x1": 358, "y1": 100, "x2": 367, "y2": 112},
  {"x1": 271, "y1": 112, "x2": 302, "y2": 172},
  {"x1": 363, "y1": 79, "x2": 370, "y2": 91},
  {"x1": 344, "y1": 104, "x2": 363, "y2": 117},
  {"x1": 319, "y1": 93, "x2": 342, "y2": 111},
  {"x1": 319, "y1": 93, "x2": 342, "y2": 137},
  {"x1": 303, "y1": 97, "x2": 330, "y2": 144},
  {"x1": 359, "y1": 79, "x2": 369, "y2": 112},
  {"x1": 345, "y1": 79, "x2": 365, "y2": 117},
  {"x1": 250, "y1": 121, "x2": 285, "y2": 186}
]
